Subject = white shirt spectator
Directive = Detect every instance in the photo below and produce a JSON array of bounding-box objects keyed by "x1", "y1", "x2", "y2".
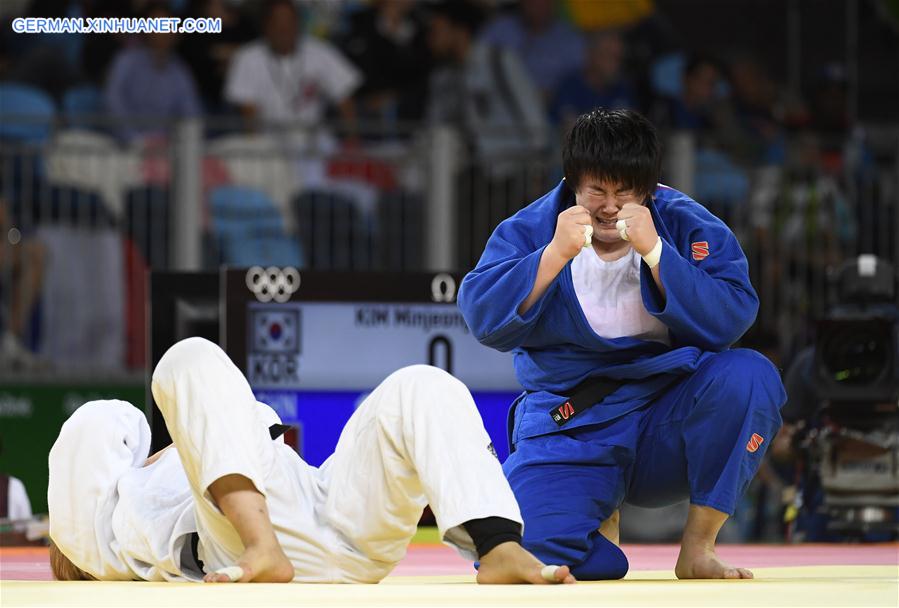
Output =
[
  {"x1": 7, "y1": 476, "x2": 32, "y2": 521},
  {"x1": 225, "y1": 38, "x2": 361, "y2": 124}
]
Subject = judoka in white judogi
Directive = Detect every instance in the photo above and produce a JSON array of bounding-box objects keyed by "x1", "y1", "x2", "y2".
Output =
[{"x1": 48, "y1": 337, "x2": 527, "y2": 583}]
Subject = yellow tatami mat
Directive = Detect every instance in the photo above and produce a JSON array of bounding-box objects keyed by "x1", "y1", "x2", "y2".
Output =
[{"x1": 2, "y1": 565, "x2": 897, "y2": 608}]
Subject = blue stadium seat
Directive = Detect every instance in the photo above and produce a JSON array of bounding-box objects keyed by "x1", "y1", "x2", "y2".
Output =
[
  {"x1": 209, "y1": 185, "x2": 285, "y2": 243},
  {"x1": 0, "y1": 82, "x2": 56, "y2": 144},
  {"x1": 222, "y1": 233, "x2": 305, "y2": 268},
  {"x1": 213, "y1": 210, "x2": 283, "y2": 235},
  {"x1": 208, "y1": 185, "x2": 303, "y2": 267},
  {"x1": 209, "y1": 185, "x2": 283, "y2": 224}
]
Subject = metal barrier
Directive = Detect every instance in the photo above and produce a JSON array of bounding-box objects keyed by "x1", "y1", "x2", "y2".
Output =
[{"x1": 0, "y1": 117, "x2": 896, "y2": 374}]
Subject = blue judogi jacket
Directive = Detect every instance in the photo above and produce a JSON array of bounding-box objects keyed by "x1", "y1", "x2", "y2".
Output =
[{"x1": 458, "y1": 181, "x2": 759, "y2": 443}]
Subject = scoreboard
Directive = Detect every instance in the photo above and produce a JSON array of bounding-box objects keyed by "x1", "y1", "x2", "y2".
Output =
[{"x1": 221, "y1": 267, "x2": 521, "y2": 465}]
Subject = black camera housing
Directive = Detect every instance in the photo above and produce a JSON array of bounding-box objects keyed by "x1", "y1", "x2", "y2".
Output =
[{"x1": 815, "y1": 316, "x2": 899, "y2": 416}]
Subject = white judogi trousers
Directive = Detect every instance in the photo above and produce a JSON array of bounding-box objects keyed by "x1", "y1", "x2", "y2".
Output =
[{"x1": 151, "y1": 337, "x2": 521, "y2": 583}]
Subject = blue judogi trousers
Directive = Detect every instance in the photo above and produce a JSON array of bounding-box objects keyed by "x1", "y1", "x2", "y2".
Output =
[{"x1": 503, "y1": 349, "x2": 786, "y2": 580}]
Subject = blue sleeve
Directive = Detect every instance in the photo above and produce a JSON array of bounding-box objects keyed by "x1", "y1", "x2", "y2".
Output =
[
  {"x1": 640, "y1": 219, "x2": 758, "y2": 351},
  {"x1": 458, "y1": 222, "x2": 559, "y2": 352}
]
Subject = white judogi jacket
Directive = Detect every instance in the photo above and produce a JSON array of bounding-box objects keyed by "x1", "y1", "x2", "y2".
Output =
[{"x1": 48, "y1": 401, "x2": 203, "y2": 581}]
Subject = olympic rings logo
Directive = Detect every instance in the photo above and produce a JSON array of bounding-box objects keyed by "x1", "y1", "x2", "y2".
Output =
[
  {"x1": 431, "y1": 273, "x2": 457, "y2": 303},
  {"x1": 245, "y1": 266, "x2": 301, "y2": 303}
]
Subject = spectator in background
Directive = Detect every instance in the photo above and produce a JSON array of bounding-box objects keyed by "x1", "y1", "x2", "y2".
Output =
[
  {"x1": 224, "y1": 0, "x2": 360, "y2": 129},
  {"x1": 427, "y1": 0, "x2": 547, "y2": 168},
  {"x1": 104, "y1": 2, "x2": 202, "y2": 140},
  {"x1": 562, "y1": 0, "x2": 675, "y2": 79},
  {"x1": 753, "y1": 132, "x2": 857, "y2": 259},
  {"x1": 337, "y1": 0, "x2": 432, "y2": 131},
  {"x1": 654, "y1": 53, "x2": 723, "y2": 131},
  {"x1": 803, "y1": 64, "x2": 874, "y2": 178},
  {"x1": 728, "y1": 55, "x2": 787, "y2": 165},
  {"x1": 748, "y1": 131, "x2": 857, "y2": 348},
  {"x1": 178, "y1": 0, "x2": 256, "y2": 114},
  {"x1": 653, "y1": 53, "x2": 750, "y2": 215},
  {"x1": 81, "y1": 0, "x2": 133, "y2": 88},
  {"x1": 549, "y1": 30, "x2": 637, "y2": 127},
  {"x1": 480, "y1": 0, "x2": 585, "y2": 101},
  {"x1": 0, "y1": 436, "x2": 33, "y2": 522},
  {"x1": 0, "y1": 200, "x2": 45, "y2": 370},
  {"x1": 427, "y1": 0, "x2": 548, "y2": 269},
  {"x1": 808, "y1": 64, "x2": 850, "y2": 137}
]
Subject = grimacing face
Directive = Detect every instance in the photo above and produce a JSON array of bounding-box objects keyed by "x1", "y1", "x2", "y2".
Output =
[{"x1": 575, "y1": 178, "x2": 646, "y2": 243}]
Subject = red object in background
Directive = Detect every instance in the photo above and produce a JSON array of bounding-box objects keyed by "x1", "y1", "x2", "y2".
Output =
[
  {"x1": 327, "y1": 155, "x2": 399, "y2": 191},
  {"x1": 123, "y1": 239, "x2": 148, "y2": 370}
]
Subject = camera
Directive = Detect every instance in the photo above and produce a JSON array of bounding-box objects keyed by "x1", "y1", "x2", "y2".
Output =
[{"x1": 803, "y1": 255, "x2": 899, "y2": 536}]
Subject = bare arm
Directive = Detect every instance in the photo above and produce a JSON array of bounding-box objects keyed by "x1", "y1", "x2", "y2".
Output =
[
  {"x1": 143, "y1": 444, "x2": 171, "y2": 467},
  {"x1": 650, "y1": 260, "x2": 666, "y2": 301}
]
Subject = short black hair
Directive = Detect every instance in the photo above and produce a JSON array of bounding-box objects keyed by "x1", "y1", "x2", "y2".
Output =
[
  {"x1": 562, "y1": 108, "x2": 661, "y2": 197},
  {"x1": 428, "y1": 0, "x2": 485, "y2": 35}
]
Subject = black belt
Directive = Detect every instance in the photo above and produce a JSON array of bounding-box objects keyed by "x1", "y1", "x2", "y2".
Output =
[
  {"x1": 268, "y1": 423, "x2": 290, "y2": 440},
  {"x1": 506, "y1": 377, "x2": 625, "y2": 453}
]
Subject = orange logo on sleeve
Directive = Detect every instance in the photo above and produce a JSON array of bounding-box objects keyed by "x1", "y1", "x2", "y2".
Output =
[
  {"x1": 691, "y1": 241, "x2": 710, "y2": 261},
  {"x1": 746, "y1": 433, "x2": 765, "y2": 453}
]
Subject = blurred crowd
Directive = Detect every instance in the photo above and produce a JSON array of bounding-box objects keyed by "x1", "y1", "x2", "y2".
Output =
[
  {"x1": 0, "y1": 0, "x2": 874, "y2": 150},
  {"x1": 0, "y1": 0, "x2": 895, "y2": 371}
]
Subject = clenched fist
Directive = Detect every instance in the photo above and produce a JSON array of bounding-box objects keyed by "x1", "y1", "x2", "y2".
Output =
[
  {"x1": 617, "y1": 202, "x2": 659, "y2": 256},
  {"x1": 548, "y1": 205, "x2": 593, "y2": 261}
]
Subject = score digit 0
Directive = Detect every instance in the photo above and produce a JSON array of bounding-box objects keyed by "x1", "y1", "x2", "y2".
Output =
[{"x1": 428, "y1": 335, "x2": 453, "y2": 375}]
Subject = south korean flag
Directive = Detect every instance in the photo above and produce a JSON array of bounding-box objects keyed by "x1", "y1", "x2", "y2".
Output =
[{"x1": 252, "y1": 309, "x2": 300, "y2": 354}]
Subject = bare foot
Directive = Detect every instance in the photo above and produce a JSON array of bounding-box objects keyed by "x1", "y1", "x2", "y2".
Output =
[
  {"x1": 476, "y1": 542, "x2": 576, "y2": 584},
  {"x1": 598, "y1": 510, "x2": 620, "y2": 546},
  {"x1": 204, "y1": 543, "x2": 294, "y2": 583},
  {"x1": 675, "y1": 545, "x2": 753, "y2": 580}
]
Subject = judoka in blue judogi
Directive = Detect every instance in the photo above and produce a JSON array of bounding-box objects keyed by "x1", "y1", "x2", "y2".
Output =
[{"x1": 458, "y1": 109, "x2": 785, "y2": 580}]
